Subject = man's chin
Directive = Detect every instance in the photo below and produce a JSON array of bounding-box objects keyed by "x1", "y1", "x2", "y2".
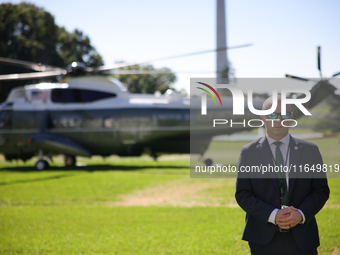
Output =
[
  {"x1": 268, "y1": 129, "x2": 288, "y2": 138},
  {"x1": 273, "y1": 128, "x2": 288, "y2": 133}
]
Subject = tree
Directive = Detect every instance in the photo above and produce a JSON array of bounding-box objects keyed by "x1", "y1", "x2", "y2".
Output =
[
  {"x1": 112, "y1": 63, "x2": 177, "y2": 94},
  {"x1": 0, "y1": 2, "x2": 103, "y2": 102},
  {"x1": 0, "y1": 2, "x2": 62, "y2": 65},
  {"x1": 0, "y1": 2, "x2": 177, "y2": 99},
  {"x1": 57, "y1": 28, "x2": 103, "y2": 67}
]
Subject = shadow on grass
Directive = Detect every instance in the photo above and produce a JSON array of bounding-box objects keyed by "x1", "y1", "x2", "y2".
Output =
[
  {"x1": 0, "y1": 164, "x2": 190, "y2": 185},
  {"x1": 0, "y1": 164, "x2": 190, "y2": 172},
  {"x1": 0, "y1": 173, "x2": 76, "y2": 186}
]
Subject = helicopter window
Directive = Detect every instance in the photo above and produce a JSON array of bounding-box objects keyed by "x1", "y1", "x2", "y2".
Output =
[
  {"x1": 7, "y1": 88, "x2": 27, "y2": 102},
  {"x1": 51, "y1": 88, "x2": 116, "y2": 103},
  {"x1": 0, "y1": 110, "x2": 12, "y2": 128},
  {"x1": 78, "y1": 89, "x2": 116, "y2": 102},
  {"x1": 51, "y1": 89, "x2": 74, "y2": 103}
]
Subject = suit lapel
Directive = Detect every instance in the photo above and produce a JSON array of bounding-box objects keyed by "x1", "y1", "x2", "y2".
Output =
[
  {"x1": 257, "y1": 136, "x2": 279, "y2": 190},
  {"x1": 288, "y1": 135, "x2": 302, "y2": 200}
]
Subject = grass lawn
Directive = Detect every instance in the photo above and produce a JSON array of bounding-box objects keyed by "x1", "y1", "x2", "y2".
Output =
[
  {"x1": 0, "y1": 137, "x2": 339, "y2": 254},
  {"x1": 0, "y1": 207, "x2": 249, "y2": 254}
]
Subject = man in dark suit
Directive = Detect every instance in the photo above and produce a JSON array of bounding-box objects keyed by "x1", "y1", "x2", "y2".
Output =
[{"x1": 235, "y1": 96, "x2": 329, "y2": 255}]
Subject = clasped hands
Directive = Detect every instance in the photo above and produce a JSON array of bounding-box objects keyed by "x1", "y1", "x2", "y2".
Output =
[{"x1": 275, "y1": 206, "x2": 302, "y2": 229}]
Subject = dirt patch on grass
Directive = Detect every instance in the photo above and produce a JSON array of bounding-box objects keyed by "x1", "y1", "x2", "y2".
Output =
[
  {"x1": 108, "y1": 179, "x2": 238, "y2": 207},
  {"x1": 331, "y1": 248, "x2": 340, "y2": 255},
  {"x1": 106, "y1": 178, "x2": 340, "y2": 208},
  {"x1": 324, "y1": 204, "x2": 340, "y2": 208}
]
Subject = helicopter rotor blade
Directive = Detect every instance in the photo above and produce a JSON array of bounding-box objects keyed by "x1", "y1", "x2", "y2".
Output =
[
  {"x1": 103, "y1": 70, "x2": 219, "y2": 75},
  {"x1": 86, "y1": 62, "x2": 140, "y2": 73},
  {"x1": 0, "y1": 57, "x2": 62, "y2": 72},
  {"x1": 137, "y1": 44, "x2": 254, "y2": 63},
  {"x1": 89, "y1": 44, "x2": 253, "y2": 73},
  {"x1": 317, "y1": 46, "x2": 322, "y2": 78},
  {"x1": 332, "y1": 71, "x2": 340, "y2": 78},
  {"x1": 0, "y1": 70, "x2": 66, "y2": 81},
  {"x1": 285, "y1": 74, "x2": 309, "y2": 82},
  {"x1": 0, "y1": 43, "x2": 253, "y2": 78},
  {"x1": 103, "y1": 70, "x2": 174, "y2": 75}
]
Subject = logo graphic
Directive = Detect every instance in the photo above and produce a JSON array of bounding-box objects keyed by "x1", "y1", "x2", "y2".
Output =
[
  {"x1": 196, "y1": 82, "x2": 222, "y2": 106},
  {"x1": 197, "y1": 82, "x2": 312, "y2": 117}
]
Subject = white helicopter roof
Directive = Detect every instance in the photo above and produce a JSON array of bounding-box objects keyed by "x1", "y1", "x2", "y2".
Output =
[
  {"x1": 6, "y1": 76, "x2": 127, "y2": 103},
  {"x1": 5, "y1": 76, "x2": 190, "y2": 109},
  {"x1": 66, "y1": 76, "x2": 128, "y2": 94}
]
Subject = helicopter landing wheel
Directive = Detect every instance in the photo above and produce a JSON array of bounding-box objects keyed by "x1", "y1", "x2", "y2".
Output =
[
  {"x1": 150, "y1": 151, "x2": 158, "y2": 161},
  {"x1": 204, "y1": 158, "x2": 213, "y2": 166},
  {"x1": 64, "y1": 155, "x2": 76, "y2": 167},
  {"x1": 35, "y1": 159, "x2": 49, "y2": 171}
]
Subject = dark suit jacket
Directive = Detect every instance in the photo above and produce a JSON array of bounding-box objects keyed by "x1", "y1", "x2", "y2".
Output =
[{"x1": 235, "y1": 135, "x2": 329, "y2": 252}]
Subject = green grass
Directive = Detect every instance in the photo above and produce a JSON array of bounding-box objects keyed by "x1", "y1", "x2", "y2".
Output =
[
  {"x1": 0, "y1": 207, "x2": 338, "y2": 254},
  {"x1": 317, "y1": 208, "x2": 340, "y2": 253},
  {"x1": 0, "y1": 157, "x2": 189, "y2": 207},
  {"x1": 0, "y1": 137, "x2": 339, "y2": 254},
  {"x1": 0, "y1": 171, "x2": 180, "y2": 206},
  {"x1": 0, "y1": 207, "x2": 249, "y2": 254}
]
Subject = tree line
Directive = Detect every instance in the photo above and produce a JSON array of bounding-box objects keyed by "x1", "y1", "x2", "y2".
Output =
[{"x1": 0, "y1": 2, "x2": 177, "y2": 102}]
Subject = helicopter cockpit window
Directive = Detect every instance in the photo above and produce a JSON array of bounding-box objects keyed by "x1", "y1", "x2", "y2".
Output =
[{"x1": 51, "y1": 88, "x2": 116, "y2": 103}]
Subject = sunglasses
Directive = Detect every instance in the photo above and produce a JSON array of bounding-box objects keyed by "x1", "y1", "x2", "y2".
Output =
[{"x1": 267, "y1": 112, "x2": 293, "y2": 120}]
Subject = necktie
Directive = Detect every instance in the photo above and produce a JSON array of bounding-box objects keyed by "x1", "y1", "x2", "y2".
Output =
[{"x1": 273, "y1": 141, "x2": 289, "y2": 206}]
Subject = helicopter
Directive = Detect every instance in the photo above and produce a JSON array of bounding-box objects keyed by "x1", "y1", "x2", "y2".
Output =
[
  {"x1": 0, "y1": 45, "x2": 248, "y2": 170},
  {"x1": 0, "y1": 0, "x2": 255, "y2": 170},
  {"x1": 0, "y1": 46, "x2": 338, "y2": 170},
  {"x1": 0, "y1": 55, "x2": 195, "y2": 170}
]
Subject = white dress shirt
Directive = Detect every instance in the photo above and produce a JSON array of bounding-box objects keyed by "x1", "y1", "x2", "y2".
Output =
[{"x1": 266, "y1": 133, "x2": 306, "y2": 225}]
